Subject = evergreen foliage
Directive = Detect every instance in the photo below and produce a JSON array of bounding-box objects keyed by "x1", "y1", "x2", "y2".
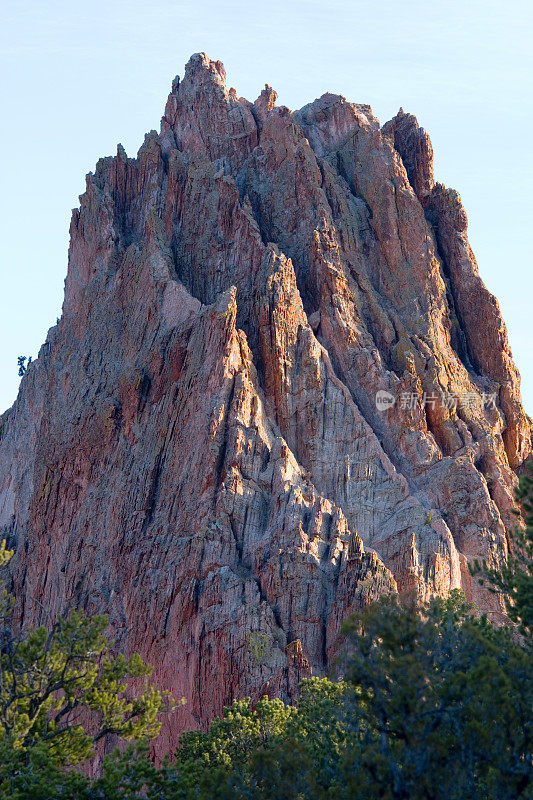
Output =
[
  {"x1": 0, "y1": 546, "x2": 171, "y2": 798},
  {"x1": 0, "y1": 466, "x2": 531, "y2": 798}
]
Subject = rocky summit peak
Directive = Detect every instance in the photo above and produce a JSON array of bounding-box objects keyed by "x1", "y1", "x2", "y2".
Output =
[
  {"x1": 0, "y1": 54, "x2": 530, "y2": 752},
  {"x1": 184, "y1": 51, "x2": 227, "y2": 88}
]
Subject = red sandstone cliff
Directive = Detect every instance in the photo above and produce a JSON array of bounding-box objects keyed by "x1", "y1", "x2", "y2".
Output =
[{"x1": 0, "y1": 54, "x2": 530, "y2": 751}]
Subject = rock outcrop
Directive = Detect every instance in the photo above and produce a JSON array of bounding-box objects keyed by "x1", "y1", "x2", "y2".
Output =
[{"x1": 0, "y1": 53, "x2": 530, "y2": 750}]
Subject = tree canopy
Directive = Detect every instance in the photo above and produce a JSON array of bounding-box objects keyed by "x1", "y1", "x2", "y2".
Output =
[
  {"x1": 0, "y1": 465, "x2": 531, "y2": 799},
  {"x1": 0, "y1": 544, "x2": 171, "y2": 798}
]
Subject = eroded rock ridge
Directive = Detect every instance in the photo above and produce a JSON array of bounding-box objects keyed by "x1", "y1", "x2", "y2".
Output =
[{"x1": 1, "y1": 53, "x2": 530, "y2": 748}]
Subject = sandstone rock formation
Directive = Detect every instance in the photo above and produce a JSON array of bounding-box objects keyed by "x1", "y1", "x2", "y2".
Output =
[{"x1": 1, "y1": 53, "x2": 530, "y2": 750}]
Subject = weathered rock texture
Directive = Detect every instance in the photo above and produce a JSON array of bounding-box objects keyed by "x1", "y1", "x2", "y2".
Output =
[{"x1": 1, "y1": 54, "x2": 530, "y2": 751}]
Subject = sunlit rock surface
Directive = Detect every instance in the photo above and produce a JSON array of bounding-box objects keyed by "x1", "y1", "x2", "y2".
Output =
[{"x1": 1, "y1": 53, "x2": 530, "y2": 751}]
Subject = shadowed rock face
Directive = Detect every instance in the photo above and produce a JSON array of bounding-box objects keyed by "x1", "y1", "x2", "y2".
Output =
[{"x1": 0, "y1": 53, "x2": 530, "y2": 750}]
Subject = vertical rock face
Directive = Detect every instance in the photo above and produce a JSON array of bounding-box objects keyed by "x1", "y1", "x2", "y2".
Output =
[{"x1": 0, "y1": 54, "x2": 530, "y2": 749}]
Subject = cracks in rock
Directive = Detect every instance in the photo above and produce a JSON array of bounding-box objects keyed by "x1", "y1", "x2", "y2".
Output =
[
  {"x1": 141, "y1": 451, "x2": 163, "y2": 533},
  {"x1": 227, "y1": 507, "x2": 285, "y2": 644},
  {"x1": 214, "y1": 376, "x2": 236, "y2": 489},
  {"x1": 245, "y1": 103, "x2": 262, "y2": 152},
  {"x1": 238, "y1": 184, "x2": 270, "y2": 249},
  {"x1": 211, "y1": 367, "x2": 286, "y2": 638},
  {"x1": 321, "y1": 357, "x2": 329, "y2": 443},
  {"x1": 319, "y1": 510, "x2": 334, "y2": 672},
  {"x1": 425, "y1": 212, "x2": 476, "y2": 375},
  {"x1": 331, "y1": 147, "x2": 372, "y2": 215},
  {"x1": 228, "y1": 512, "x2": 243, "y2": 561},
  {"x1": 141, "y1": 382, "x2": 182, "y2": 534}
]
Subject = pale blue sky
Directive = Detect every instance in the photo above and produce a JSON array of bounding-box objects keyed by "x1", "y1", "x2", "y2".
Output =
[{"x1": 1, "y1": 0, "x2": 531, "y2": 415}]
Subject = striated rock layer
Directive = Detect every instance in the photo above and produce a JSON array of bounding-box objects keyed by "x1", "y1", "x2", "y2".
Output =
[{"x1": 0, "y1": 54, "x2": 530, "y2": 750}]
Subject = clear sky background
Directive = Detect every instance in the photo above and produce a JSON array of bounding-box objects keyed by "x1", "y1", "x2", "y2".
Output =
[{"x1": 1, "y1": 0, "x2": 531, "y2": 415}]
